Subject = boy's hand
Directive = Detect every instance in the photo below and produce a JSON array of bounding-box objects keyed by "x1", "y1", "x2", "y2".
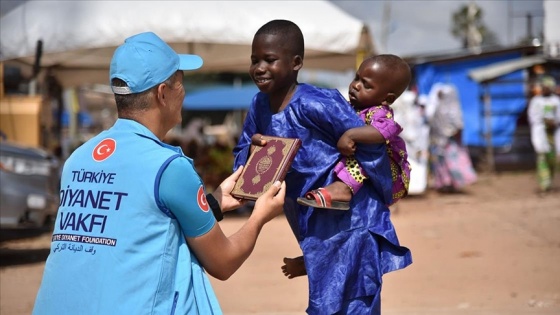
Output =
[
  {"x1": 250, "y1": 133, "x2": 267, "y2": 153},
  {"x1": 250, "y1": 133, "x2": 267, "y2": 146},
  {"x1": 337, "y1": 133, "x2": 356, "y2": 156}
]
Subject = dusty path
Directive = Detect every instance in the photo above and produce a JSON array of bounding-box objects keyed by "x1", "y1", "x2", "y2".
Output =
[{"x1": 1, "y1": 171, "x2": 559, "y2": 314}]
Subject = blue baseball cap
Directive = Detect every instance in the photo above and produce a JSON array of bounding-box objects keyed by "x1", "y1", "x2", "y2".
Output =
[{"x1": 110, "y1": 32, "x2": 203, "y2": 95}]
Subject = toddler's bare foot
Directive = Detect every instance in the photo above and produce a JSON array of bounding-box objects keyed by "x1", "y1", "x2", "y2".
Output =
[{"x1": 281, "y1": 256, "x2": 307, "y2": 279}]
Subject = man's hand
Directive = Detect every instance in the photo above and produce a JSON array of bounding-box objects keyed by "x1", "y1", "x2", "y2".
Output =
[
  {"x1": 186, "y1": 180, "x2": 285, "y2": 281},
  {"x1": 213, "y1": 166, "x2": 247, "y2": 212},
  {"x1": 252, "y1": 181, "x2": 285, "y2": 224}
]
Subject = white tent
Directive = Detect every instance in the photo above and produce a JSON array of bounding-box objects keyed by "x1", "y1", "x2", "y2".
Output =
[{"x1": 1, "y1": 0, "x2": 373, "y2": 88}]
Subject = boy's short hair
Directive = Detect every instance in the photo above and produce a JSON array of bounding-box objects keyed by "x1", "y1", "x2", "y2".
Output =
[{"x1": 255, "y1": 19, "x2": 305, "y2": 59}]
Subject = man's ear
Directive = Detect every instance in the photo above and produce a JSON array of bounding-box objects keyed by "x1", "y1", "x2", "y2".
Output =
[
  {"x1": 156, "y1": 83, "x2": 166, "y2": 104},
  {"x1": 385, "y1": 93, "x2": 396, "y2": 105},
  {"x1": 293, "y1": 55, "x2": 303, "y2": 71}
]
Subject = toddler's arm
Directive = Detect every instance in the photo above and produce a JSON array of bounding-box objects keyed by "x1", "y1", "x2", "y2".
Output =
[{"x1": 337, "y1": 125, "x2": 385, "y2": 156}]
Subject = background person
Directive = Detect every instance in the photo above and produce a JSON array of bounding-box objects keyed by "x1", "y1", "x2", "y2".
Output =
[
  {"x1": 528, "y1": 76, "x2": 560, "y2": 194},
  {"x1": 392, "y1": 90, "x2": 430, "y2": 196},
  {"x1": 424, "y1": 83, "x2": 477, "y2": 193}
]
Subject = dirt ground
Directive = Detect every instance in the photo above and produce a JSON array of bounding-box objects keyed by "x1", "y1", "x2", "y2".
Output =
[{"x1": 1, "y1": 170, "x2": 559, "y2": 315}]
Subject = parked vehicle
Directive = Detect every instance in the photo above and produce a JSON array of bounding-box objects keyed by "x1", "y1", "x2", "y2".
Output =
[{"x1": 0, "y1": 140, "x2": 60, "y2": 240}]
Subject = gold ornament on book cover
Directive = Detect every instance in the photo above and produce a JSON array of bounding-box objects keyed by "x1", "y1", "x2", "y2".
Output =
[
  {"x1": 232, "y1": 137, "x2": 301, "y2": 200},
  {"x1": 252, "y1": 146, "x2": 276, "y2": 185}
]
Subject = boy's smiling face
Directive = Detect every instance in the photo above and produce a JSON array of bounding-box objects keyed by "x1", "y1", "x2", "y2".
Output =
[{"x1": 249, "y1": 34, "x2": 302, "y2": 96}]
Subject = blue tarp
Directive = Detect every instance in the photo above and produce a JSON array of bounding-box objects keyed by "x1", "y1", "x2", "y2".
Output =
[
  {"x1": 414, "y1": 52, "x2": 527, "y2": 147},
  {"x1": 183, "y1": 85, "x2": 259, "y2": 111}
]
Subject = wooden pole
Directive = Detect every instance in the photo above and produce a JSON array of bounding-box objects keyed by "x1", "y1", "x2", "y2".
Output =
[
  {"x1": 0, "y1": 62, "x2": 4, "y2": 99},
  {"x1": 483, "y1": 84, "x2": 495, "y2": 173}
]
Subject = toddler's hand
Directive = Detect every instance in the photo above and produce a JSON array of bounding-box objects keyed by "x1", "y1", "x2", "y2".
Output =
[{"x1": 337, "y1": 133, "x2": 356, "y2": 156}]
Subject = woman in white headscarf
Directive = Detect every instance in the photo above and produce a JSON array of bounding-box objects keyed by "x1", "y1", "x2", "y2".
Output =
[
  {"x1": 425, "y1": 83, "x2": 477, "y2": 193},
  {"x1": 392, "y1": 90, "x2": 430, "y2": 195}
]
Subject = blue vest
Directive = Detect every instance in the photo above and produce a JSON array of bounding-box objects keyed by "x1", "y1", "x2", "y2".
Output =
[{"x1": 34, "y1": 119, "x2": 221, "y2": 315}]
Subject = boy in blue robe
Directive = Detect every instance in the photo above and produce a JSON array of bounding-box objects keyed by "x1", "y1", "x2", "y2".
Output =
[{"x1": 233, "y1": 20, "x2": 412, "y2": 314}]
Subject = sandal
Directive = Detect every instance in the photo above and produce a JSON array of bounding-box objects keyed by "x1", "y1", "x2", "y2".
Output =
[{"x1": 296, "y1": 187, "x2": 350, "y2": 210}]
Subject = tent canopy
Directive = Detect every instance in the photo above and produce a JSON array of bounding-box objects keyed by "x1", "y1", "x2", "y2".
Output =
[
  {"x1": 1, "y1": 0, "x2": 373, "y2": 88},
  {"x1": 183, "y1": 85, "x2": 258, "y2": 111},
  {"x1": 468, "y1": 55, "x2": 547, "y2": 83}
]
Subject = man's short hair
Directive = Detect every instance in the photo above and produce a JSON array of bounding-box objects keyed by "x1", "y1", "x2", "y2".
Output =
[{"x1": 112, "y1": 73, "x2": 176, "y2": 113}]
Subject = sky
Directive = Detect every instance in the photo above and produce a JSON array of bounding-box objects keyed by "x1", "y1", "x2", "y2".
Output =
[{"x1": 329, "y1": 0, "x2": 544, "y2": 57}]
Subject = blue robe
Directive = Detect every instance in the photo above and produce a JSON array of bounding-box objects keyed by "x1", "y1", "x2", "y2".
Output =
[{"x1": 233, "y1": 83, "x2": 412, "y2": 314}]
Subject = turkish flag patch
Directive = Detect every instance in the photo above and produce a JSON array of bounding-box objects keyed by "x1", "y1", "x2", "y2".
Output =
[
  {"x1": 197, "y1": 186, "x2": 209, "y2": 212},
  {"x1": 92, "y1": 138, "x2": 116, "y2": 162}
]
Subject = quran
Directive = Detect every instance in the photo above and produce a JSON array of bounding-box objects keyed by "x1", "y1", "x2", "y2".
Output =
[{"x1": 232, "y1": 136, "x2": 301, "y2": 200}]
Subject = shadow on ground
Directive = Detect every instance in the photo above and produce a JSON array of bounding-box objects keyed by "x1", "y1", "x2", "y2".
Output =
[
  {"x1": 0, "y1": 228, "x2": 51, "y2": 267},
  {"x1": 0, "y1": 248, "x2": 50, "y2": 267},
  {"x1": 0, "y1": 228, "x2": 51, "y2": 243}
]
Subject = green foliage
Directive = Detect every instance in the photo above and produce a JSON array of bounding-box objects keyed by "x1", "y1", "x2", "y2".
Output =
[{"x1": 450, "y1": 4, "x2": 500, "y2": 49}]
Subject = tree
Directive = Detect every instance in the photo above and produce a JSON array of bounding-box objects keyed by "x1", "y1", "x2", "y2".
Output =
[{"x1": 451, "y1": 2, "x2": 500, "y2": 52}]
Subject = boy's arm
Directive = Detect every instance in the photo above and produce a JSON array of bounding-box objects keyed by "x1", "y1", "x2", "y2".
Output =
[
  {"x1": 233, "y1": 103, "x2": 260, "y2": 170},
  {"x1": 338, "y1": 125, "x2": 385, "y2": 156}
]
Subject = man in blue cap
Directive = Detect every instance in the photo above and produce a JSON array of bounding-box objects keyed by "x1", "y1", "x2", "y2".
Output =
[{"x1": 33, "y1": 32, "x2": 286, "y2": 315}]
